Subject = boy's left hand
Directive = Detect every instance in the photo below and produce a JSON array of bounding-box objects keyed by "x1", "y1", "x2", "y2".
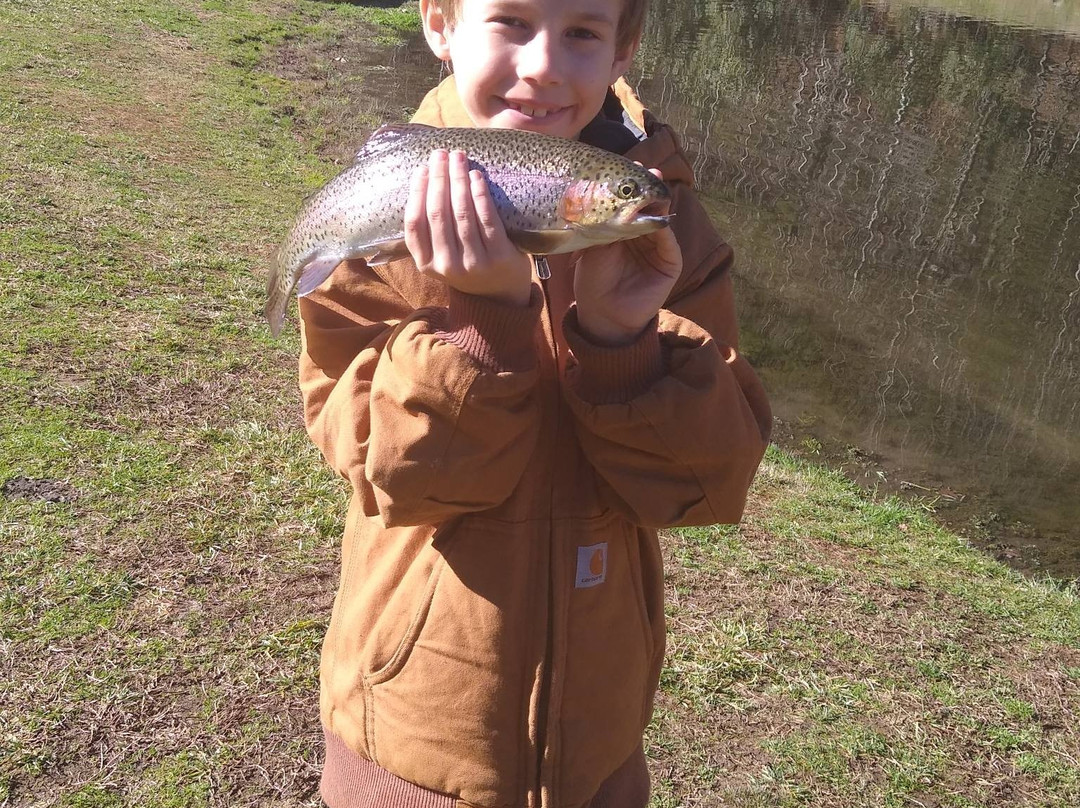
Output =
[{"x1": 573, "y1": 170, "x2": 682, "y2": 346}]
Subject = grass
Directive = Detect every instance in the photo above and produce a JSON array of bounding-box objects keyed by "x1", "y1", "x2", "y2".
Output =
[
  {"x1": 2, "y1": 1, "x2": 1078, "y2": 807},
  {"x1": 648, "y1": 449, "x2": 1080, "y2": 806}
]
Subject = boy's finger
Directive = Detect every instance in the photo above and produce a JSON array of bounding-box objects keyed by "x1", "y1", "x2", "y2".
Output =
[
  {"x1": 470, "y1": 169, "x2": 504, "y2": 248},
  {"x1": 425, "y1": 149, "x2": 458, "y2": 268},
  {"x1": 403, "y1": 164, "x2": 432, "y2": 269},
  {"x1": 449, "y1": 151, "x2": 482, "y2": 266}
]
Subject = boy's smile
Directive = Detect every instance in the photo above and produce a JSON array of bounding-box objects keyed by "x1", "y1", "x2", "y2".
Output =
[{"x1": 421, "y1": 0, "x2": 638, "y2": 140}]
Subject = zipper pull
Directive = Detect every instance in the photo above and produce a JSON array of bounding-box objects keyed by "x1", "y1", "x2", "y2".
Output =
[{"x1": 534, "y1": 255, "x2": 551, "y2": 281}]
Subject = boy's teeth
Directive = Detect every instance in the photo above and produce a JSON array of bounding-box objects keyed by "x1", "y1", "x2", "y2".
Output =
[{"x1": 511, "y1": 103, "x2": 549, "y2": 119}]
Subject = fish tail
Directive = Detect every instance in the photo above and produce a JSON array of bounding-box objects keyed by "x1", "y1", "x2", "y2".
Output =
[
  {"x1": 264, "y1": 282, "x2": 289, "y2": 338},
  {"x1": 264, "y1": 253, "x2": 345, "y2": 338}
]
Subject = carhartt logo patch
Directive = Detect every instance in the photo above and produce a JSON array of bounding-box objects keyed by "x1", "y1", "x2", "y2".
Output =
[{"x1": 576, "y1": 543, "x2": 607, "y2": 588}]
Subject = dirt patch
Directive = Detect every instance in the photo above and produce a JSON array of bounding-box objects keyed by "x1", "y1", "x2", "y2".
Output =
[
  {"x1": 1, "y1": 476, "x2": 80, "y2": 503},
  {"x1": 271, "y1": 14, "x2": 440, "y2": 164}
]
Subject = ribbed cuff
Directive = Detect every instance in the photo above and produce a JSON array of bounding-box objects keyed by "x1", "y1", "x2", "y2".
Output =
[
  {"x1": 434, "y1": 286, "x2": 541, "y2": 373},
  {"x1": 321, "y1": 730, "x2": 455, "y2": 808},
  {"x1": 563, "y1": 306, "x2": 664, "y2": 404}
]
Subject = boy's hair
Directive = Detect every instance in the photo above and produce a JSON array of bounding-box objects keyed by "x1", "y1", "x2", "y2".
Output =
[{"x1": 432, "y1": 0, "x2": 648, "y2": 55}]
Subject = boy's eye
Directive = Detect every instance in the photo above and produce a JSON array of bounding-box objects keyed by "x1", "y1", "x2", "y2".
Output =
[
  {"x1": 567, "y1": 27, "x2": 601, "y2": 40},
  {"x1": 491, "y1": 16, "x2": 527, "y2": 30}
]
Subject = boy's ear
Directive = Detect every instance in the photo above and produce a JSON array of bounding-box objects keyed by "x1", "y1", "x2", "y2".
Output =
[
  {"x1": 609, "y1": 35, "x2": 641, "y2": 84},
  {"x1": 420, "y1": 0, "x2": 453, "y2": 62}
]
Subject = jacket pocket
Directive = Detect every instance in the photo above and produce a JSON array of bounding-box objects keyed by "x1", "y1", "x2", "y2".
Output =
[
  {"x1": 364, "y1": 551, "x2": 448, "y2": 686},
  {"x1": 321, "y1": 519, "x2": 446, "y2": 762},
  {"x1": 365, "y1": 517, "x2": 545, "y2": 807}
]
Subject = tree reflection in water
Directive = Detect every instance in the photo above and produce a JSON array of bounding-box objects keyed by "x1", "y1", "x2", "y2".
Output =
[{"x1": 630, "y1": 0, "x2": 1080, "y2": 575}]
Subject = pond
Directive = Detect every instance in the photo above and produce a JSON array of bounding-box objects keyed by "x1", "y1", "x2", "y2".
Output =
[
  {"x1": 627, "y1": 0, "x2": 1080, "y2": 577},
  {"x1": 343, "y1": 0, "x2": 1080, "y2": 577}
]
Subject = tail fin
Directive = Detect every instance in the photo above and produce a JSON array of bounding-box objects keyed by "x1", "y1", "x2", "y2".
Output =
[
  {"x1": 264, "y1": 285, "x2": 289, "y2": 338},
  {"x1": 264, "y1": 254, "x2": 344, "y2": 338}
]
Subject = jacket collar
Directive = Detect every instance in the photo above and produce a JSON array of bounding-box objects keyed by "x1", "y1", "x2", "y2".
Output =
[{"x1": 411, "y1": 74, "x2": 477, "y2": 128}]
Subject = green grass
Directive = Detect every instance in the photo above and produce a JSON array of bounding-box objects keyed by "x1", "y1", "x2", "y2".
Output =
[
  {"x1": 648, "y1": 449, "x2": 1080, "y2": 806},
  {"x1": 1, "y1": 1, "x2": 351, "y2": 804},
  {"x1": 2, "y1": 1, "x2": 1079, "y2": 807}
]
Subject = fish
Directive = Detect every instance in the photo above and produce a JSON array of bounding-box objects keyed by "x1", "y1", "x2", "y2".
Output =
[{"x1": 265, "y1": 123, "x2": 673, "y2": 336}]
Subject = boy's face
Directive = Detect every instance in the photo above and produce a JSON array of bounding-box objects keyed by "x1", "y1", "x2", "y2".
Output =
[{"x1": 421, "y1": 0, "x2": 638, "y2": 140}]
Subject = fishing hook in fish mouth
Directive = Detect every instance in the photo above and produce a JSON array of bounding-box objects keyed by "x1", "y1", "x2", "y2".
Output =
[{"x1": 630, "y1": 199, "x2": 675, "y2": 225}]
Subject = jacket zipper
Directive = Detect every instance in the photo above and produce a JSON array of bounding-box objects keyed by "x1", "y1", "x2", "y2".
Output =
[{"x1": 534, "y1": 266, "x2": 561, "y2": 808}]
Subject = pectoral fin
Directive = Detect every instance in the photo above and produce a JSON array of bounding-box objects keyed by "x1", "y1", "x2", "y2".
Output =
[
  {"x1": 295, "y1": 237, "x2": 410, "y2": 299},
  {"x1": 508, "y1": 229, "x2": 578, "y2": 256},
  {"x1": 296, "y1": 254, "x2": 347, "y2": 297},
  {"x1": 360, "y1": 237, "x2": 409, "y2": 266}
]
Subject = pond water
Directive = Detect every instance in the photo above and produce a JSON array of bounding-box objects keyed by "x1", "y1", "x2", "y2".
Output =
[
  {"x1": 627, "y1": 0, "x2": 1080, "y2": 577},
  {"x1": 345, "y1": 0, "x2": 1080, "y2": 577}
]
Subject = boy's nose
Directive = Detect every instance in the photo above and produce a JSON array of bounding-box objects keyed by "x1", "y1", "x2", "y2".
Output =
[{"x1": 518, "y1": 32, "x2": 563, "y2": 85}]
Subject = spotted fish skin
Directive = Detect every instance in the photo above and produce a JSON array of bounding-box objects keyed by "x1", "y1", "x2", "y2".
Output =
[{"x1": 265, "y1": 123, "x2": 671, "y2": 336}]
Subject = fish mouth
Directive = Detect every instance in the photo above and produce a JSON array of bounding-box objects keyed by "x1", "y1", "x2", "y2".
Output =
[
  {"x1": 624, "y1": 199, "x2": 674, "y2": 228},
  {"x1": 636, "y1": 199, "x2": 671, "y2": 218}
]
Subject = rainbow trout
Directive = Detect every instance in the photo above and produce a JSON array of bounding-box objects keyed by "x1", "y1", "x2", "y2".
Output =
[{"x1": 265, "y1": 124, "x2": 672, "y2": 336}]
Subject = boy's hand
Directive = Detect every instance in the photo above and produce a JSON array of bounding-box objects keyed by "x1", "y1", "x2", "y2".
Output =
[
  {"x1": 405, "y1": 149, "x2": 533, "y2": 307},
  {"x1": 573, "y1": 170, "x2": 682, "y2": 346}
]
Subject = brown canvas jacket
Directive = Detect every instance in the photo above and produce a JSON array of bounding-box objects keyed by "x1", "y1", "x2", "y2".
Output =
[{"x1": 298, "y1": 75, "x2": 772, "y2": 808}]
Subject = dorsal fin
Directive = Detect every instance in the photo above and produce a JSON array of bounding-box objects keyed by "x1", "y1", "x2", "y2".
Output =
[{"x1": 355, "y1": 123, "x2": 436, "y2": 162}]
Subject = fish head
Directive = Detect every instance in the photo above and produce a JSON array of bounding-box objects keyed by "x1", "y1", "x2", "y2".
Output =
[{"x1": 557, "y1": 165, "x2": 673, "y2": 242}]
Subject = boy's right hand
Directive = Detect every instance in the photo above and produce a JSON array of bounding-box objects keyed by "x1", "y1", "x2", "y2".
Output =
[{"x1": 404, "y1": 149, "x2": 533, "y2": 307}]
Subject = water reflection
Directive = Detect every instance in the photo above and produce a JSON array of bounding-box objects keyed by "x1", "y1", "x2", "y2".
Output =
[{"x1": 630, "y1": 0, "x2": 1080, "y2": 574}]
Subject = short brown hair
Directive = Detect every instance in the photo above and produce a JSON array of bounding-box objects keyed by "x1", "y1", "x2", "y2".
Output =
[{"x1": 431, "y1": 0, "x2": 648, "y2": 55}]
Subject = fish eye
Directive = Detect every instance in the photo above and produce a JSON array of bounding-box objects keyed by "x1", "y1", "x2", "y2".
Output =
[{"x1": 616, "y1": 180, "x2": 639, "y2": 199}]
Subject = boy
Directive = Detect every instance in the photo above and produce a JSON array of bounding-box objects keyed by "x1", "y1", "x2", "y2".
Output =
[{"x1": 297, "y1": 0, "x2": 772, "y2": 806}]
